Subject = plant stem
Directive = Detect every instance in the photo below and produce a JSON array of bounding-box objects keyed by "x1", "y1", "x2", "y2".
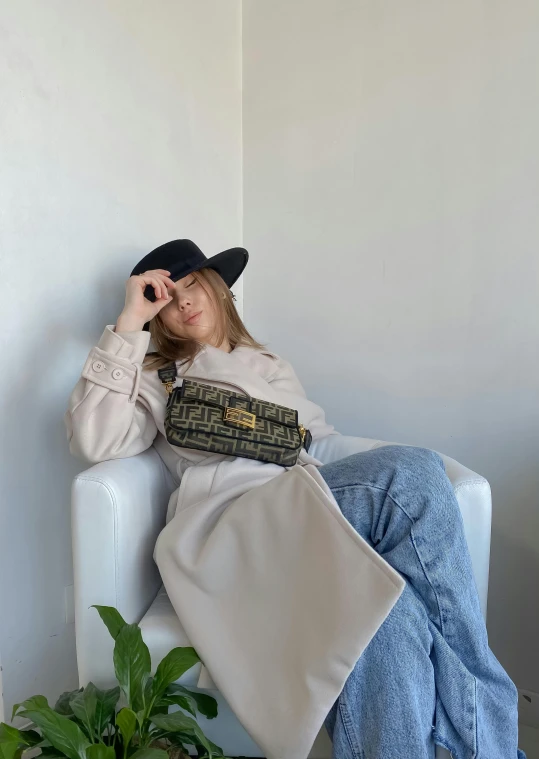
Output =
[
  {"x1": 85, "y1": 719, "x2": 95, "y2": 744},
  {"x1": 141, "y1": 695, "x2": 157, "y2": 744}
]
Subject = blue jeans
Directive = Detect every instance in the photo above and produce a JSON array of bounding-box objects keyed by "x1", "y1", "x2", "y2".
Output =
[{"x1": 318, "y1": 445, "x2": 524, "y2": 759}]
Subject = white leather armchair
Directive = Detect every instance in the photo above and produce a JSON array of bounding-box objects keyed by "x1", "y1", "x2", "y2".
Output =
[{"x1": 71, "y1": 436, "x2": 492, "y2": 759}]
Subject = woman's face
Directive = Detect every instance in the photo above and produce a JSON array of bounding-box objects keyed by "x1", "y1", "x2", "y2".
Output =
[{"x1": 159, "y1": 272, "x2": 218, "y2": 342}]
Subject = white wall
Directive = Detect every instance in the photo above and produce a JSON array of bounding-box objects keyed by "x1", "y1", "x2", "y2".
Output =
[
  {"x1": 243, "y1": 0, "x2": 539, "y2": 692},
  {"x1": 0, "y1": 0, "x2": 242, "y2": 717}
]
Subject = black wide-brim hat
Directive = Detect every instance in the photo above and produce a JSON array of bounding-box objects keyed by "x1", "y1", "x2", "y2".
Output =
[{"x1": 130, "y1": 239, "x2": 248, "y2": 331}]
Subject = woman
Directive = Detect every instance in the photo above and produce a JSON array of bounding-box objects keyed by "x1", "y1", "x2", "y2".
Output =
[{"x1": 65, "y1": 240, "x2": 523, "y2": 759}]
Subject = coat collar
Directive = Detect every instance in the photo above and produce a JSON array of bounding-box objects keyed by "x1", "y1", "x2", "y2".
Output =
[{"x1": 178, "y1": 343, "x2": 283, "y2": 403}]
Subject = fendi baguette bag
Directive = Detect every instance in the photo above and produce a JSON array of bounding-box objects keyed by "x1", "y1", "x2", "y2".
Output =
[{"x1": 157, "y1": 363, "x2": 312, "y2": 466}]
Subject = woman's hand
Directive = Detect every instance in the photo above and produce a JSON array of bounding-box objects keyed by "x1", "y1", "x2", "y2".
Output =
[{"x1": 116, "y1": 269, "x2": 177, "y2": 331}]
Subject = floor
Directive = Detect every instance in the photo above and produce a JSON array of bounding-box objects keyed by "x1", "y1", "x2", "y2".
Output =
[
  {"x1": 308, "y1": 726, "x2": 539, "y2": 758},
  {"x1": 187, "y1": 725, "x2": 539, "y2": 758},
  {"x1": 520, "y1": 725, "x2": 539, "y2": 759}
]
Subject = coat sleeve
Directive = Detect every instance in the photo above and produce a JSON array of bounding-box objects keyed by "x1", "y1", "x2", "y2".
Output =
[
  {"x1": 64, "y1": 324, "x2": 158, "y2": 464},
  {"x1": 266, "y1": 355, "x2": 341, "y2": 441}
]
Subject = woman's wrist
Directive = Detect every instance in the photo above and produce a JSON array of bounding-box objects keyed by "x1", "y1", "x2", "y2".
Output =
[{"x1": 115, "y1": 312, "x2": 146, "y2": 332}]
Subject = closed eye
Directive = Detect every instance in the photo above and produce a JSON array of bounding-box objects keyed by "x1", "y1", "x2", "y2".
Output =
[{"x1": 186, "y1": 279, "x2": 196, "y2": 288}]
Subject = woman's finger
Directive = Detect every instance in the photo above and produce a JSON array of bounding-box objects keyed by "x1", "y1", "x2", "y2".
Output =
[
  {"x1": 155, "y1": 279, "x2": 168, "y2": 299},
  {"x1": 154, "y1": 273, "x2": 176, "y2": 295},
  {"x1": 140, "y1": 271, "x2": 175, "y2": 290},
  {"x1": 141, "y1": 275, "x2": 163, "y2": 299},
  {"x1": 135, "y1": 272, "x2": 175, "y2": 299}
]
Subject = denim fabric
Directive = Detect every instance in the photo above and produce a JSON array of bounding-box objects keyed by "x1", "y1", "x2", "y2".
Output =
[{"x1": 319, "y1": 445, "x2": 524, "y2": 759}]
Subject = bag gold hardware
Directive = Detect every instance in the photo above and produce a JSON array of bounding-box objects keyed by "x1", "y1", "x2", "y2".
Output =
[
  {"x1": 299, "y1": 424, "x2": 306, "y2": 442},
  {"x1": 224, "y1": 407, "x2": 257, "y2": 429}
]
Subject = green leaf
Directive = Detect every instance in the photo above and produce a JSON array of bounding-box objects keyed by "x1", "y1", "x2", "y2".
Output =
[
  {"x1": 190, "y1": 735, "x2": 224, "y2": 758},
  {"x1": 54, "y1": 690, "x2": 83, "y2": 717},
  {"x1": 0, "y1": 744, "x2": 22, "y2": 759},
  {"x1": 141, "y1": 677, "x2": 154, "y2": 716},
  {"x1": 115, "y1": 709, "x2": 136, "y2": 747},
  {"x1": 18, "y1": 707, "x2": 90, "y2": 759},
  {"x1": 129, "y1": 750, "x2": 168, "y2": 759},
  {"x1": 17, "y1": 731, "x2": 41, "y2": 748},
  {"x1": 151, "y1": 712, "x2": 213, "y2": 758},
  {"x1": 93, "y1": 687, "x2": 120, "y2": 737},
  {"x1": 168, "y1": 732, "x2": 225, "y2": 759},
  {"x1": 12, "y1": 696, "x2": 49, "y2": 721},
  {"x1": 143, "y1": 677, "x2": 153, "y2": 702},
  {"x1": 0, "y1": 725, "x2": 26, "y2": 745},
  {"x1": 151, "y1": 648, "x2": 200, "y2": 701},
  {"x1": 39, "y1": 748, "x2": 68, "y2": 759},
  {"x1": 166, "y1": 684, "x2": 218, "y2": 720},
  {"x1": 0, "y1": 723, "x2": 41, "y2": 759},
  {"x1": 91, "y1": 607, "x2": 127, "y2": 641},
  {"x1": 150, "y1": 711, "x2": 194, "y2": 732},
  {"x1": 154, "y1": 694, "x2": 196, "y2": 718},
  {"x1": 113, "y1": 624, "x2": 151, "y2": 712},
  {"x1": 135, "y1": 710, "x2": 146, "y2": 730},
  {"x1": 86, "y1": 745, "x2": 115, "y2": 759},
  {"x1": 162, "y1": 733, "x2": 198, "y2": 755},
  {"x1": 205, "y1": 738, "x2": 226, "y2": 757},
  {"x1": 69, "y1": 685, "x2": 98, "y2": 739}
]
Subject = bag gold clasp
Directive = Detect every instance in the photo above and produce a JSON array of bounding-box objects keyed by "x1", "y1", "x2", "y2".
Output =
[{"x1": 224, "y1": 407, "x2": 256, "y2": 429}]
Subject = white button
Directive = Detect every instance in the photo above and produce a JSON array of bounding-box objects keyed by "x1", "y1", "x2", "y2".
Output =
[
  {"x1": 92, "y1": 360, "x2": 105, "y2": 372},
  {"x1": 112, "y1": 368, "x2": 124, "y2": 380}
]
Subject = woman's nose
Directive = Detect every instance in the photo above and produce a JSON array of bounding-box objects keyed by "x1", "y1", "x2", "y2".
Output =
[{"x1": 178, "y1": 293, "x2": 191, "y2": 310}]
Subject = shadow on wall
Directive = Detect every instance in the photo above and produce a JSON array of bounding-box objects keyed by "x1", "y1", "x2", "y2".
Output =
[
  {"x1": 489, "y1": 522, "x2": 539, "y2": 693},
  {"x1": 0, "y1": 260, "x2": 135, "y2": 716}
]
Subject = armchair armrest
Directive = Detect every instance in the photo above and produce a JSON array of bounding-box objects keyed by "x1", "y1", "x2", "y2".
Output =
[
  {"x1": 309, "y1": 435, "x2": 492, "y2": 619},
  {"x1": 71, "y1": 446, "x2": 177, "y2": 687}
]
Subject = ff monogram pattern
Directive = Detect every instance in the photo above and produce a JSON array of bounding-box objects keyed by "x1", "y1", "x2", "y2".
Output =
[{"x1": 157, "y1": 366, "x2": 310, "y2": 466}]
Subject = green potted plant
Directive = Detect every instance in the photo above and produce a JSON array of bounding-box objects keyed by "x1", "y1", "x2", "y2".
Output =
[{"x1": 0, "y1": 605, "x2": 235, "y2": 759}]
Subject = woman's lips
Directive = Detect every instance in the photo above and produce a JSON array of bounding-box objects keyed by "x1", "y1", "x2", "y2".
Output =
[{"x1": 184, "y1": 311, "x2": 202, "y2": 325}]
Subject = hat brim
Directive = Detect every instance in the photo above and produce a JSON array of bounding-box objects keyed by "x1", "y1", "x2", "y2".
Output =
[
  {"x1": 143, "y1": 246, "x2": 248, "y2": 332},
  {"x1": 178, "y1": 246, "x2": 248, "y2": 289}
]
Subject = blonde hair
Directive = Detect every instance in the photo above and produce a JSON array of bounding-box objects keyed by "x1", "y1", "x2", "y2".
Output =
[{"x1": 142, "y1": 267, "x2": 264, "y2": 371}]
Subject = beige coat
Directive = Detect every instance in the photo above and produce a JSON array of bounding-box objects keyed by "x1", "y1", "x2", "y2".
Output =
[{"x1": 65, "y1": 325, "x2": 405, "y2": 759}]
